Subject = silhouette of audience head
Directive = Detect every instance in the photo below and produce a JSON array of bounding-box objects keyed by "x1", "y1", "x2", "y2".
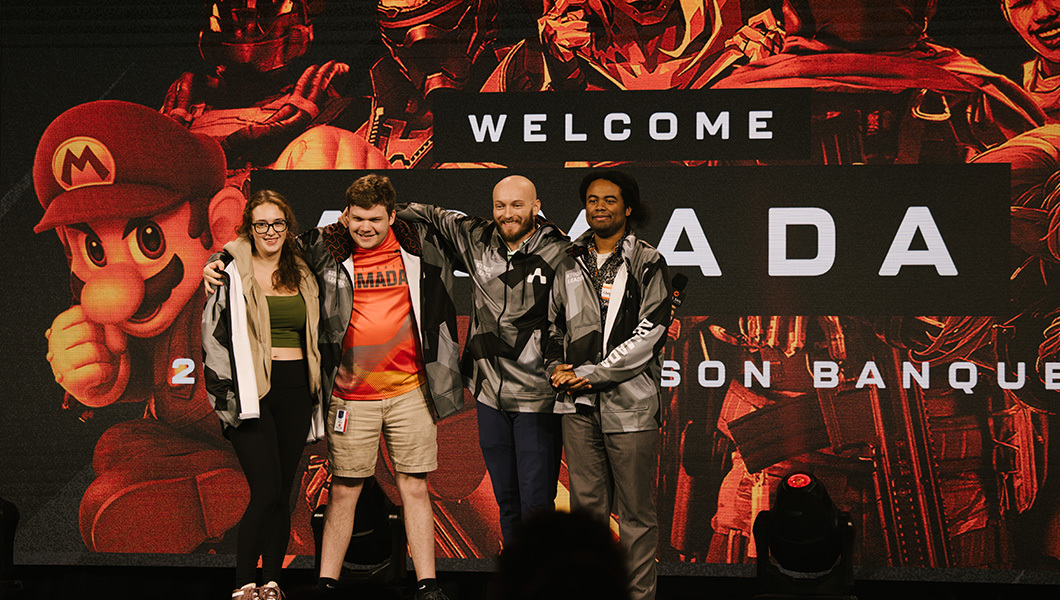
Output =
[{"x1": 492, "y1": 510, "x2": 630, "y2": 600}]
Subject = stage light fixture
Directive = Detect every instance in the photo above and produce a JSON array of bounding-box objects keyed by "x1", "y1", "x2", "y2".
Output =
[
  {"x1": 310, "y1": 477, "x2": 406, "y2": 587},
  {"x1": 752, "y1": 472, "x2": 856, "y2": 599}
]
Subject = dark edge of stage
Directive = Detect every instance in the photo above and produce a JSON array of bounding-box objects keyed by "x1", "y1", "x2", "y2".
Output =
[{"x1": 6, "y1": 558, "x2": 1059, "y2": 600}]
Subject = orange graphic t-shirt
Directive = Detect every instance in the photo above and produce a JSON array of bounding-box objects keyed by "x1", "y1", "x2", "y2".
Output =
[{"x1": 332, "y1": 229, "x2": 426, "y2": 400}]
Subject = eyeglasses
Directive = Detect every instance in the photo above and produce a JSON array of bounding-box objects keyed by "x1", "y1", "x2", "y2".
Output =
[{"x1": 252, "y1": 220, "x2": 288, "y2": 234}]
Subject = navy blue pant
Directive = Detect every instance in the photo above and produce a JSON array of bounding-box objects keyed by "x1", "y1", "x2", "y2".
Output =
[{"x1": 476, "y1": 402, "x2": 562, "y2": 543}]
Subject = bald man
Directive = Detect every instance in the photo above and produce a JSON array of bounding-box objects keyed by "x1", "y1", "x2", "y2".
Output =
[{"x1": 399, "y1": 176, "x2": 570, "y2": 543}]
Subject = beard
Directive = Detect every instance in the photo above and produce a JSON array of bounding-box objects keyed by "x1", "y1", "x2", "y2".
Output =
[{"x1": 497, "y1": 216, "x2": 534, "y2": 244}]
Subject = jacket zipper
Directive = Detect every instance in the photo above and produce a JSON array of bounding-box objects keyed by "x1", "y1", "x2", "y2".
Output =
[
  {"x1": 495, "y1": 249, "x2": 511, "y2": 405},
  {"x1": 580, "y1": 246, "x2": 607, "y2": 358}
]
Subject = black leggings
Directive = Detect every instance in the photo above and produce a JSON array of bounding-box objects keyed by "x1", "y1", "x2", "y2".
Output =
[{"x1": 228, "y1": 359, "x2": 313, "y2": 585}]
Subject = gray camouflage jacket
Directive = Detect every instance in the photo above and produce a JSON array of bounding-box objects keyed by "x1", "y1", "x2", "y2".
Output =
[
  {"x1": 398, "y1": 203, "x2": 570, "y2": 413},
  {"x1": 201, "y1": 237, "x2": 326, "y2": 440},
  {"x1": 299, "y1": 219, "x2": 465, "y2": 420},
  {"x1": 546, "y1": 230, "x2": 672, "y2": 433}
]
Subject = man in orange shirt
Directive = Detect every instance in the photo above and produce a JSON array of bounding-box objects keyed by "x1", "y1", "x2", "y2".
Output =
[{"x1": 206, "y1": 175, "x2": 462, "y2": 599}]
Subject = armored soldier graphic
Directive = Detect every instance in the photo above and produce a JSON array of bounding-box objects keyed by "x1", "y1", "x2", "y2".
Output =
[
  {"x1": 278, "y1": 0, "x2": 501, "y2": 168},
  {"x1": 972, "y1": 125, "x2": 1060, "y2": 567},
  {"x1": 481, "y1": 0, "x2": 744, "y2": 92},
  {"x1": 161, "y1": 0, "x2": 390, "y2": 171},
  {"x1": 668, "y1": 1, "x2": 1056, "y2": 569},
  {"x1": 712, "y1": 0, "x2": 1046, "y2": 161}
]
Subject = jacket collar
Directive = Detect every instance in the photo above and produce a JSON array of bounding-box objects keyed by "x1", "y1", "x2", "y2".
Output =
[
  {"x1": 223, "y1": 236, "x2": 313, "y2": 286},
  {"x1": 322, "y1": 218, "x2": 423, "y2": 264},
  {"x1": 223, "y1": 237, "x2": 255, "y2": 280},
  {"x1": 569, "y1": 228, "x2": 635, "y2": 258},
  {"x1": 489, "y1": 215, "x2": 569, "y2": 255},
  {"x1": 392, "y1": 218, "x2": 423, "y2": 256}
]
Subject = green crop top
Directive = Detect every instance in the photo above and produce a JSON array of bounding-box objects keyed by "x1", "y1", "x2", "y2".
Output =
[{"x1": 266, "y1": 294, "x2": 306, "y2": 348}]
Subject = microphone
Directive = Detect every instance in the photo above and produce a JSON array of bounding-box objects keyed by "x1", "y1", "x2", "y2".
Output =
[{"x1": 671, "y1": 273, "x2": 688, "y2": 308}]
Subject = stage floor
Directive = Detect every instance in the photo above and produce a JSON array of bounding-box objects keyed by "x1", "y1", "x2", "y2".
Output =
[{"x1": 8, "y1": 564, "x2": 1059, "y2": 600}]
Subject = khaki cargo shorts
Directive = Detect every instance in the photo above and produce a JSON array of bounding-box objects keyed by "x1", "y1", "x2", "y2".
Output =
[{"x1": 326, "y1": 384, "x2": 437, "y2": 478}]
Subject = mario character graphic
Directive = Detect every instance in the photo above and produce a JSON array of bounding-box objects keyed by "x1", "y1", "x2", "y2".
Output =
[{"x1": 35, "y1": 100, "x2": 247, "y2": 552}]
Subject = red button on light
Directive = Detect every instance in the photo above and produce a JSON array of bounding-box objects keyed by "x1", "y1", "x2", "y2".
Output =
[{"x1": 787, "y1": 473, "x2": 812, "y2": 488}]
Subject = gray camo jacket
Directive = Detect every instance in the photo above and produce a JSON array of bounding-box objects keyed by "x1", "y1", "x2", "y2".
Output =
[
  {"x1": 398, "y1": 203, "x2": 571, "y2": 413},
  {"x1": 299, "y1": 219, "x2": 465, "y2": 420},
  {"x1": 546, "y1": 230, "x2": 672, "y2": 433}
]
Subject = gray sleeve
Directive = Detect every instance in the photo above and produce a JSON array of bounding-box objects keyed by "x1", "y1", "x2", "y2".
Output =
[
  {"x1": 545, "y1": 263, "x2": 571, "y2": 376},
  {"x1": 297, "y1": 225, "x2": 330, "y2": 272},
  {"x1": 397, "y1": 203, "x2": 485, "y2": 268},
  {"x1": 201, "y1": 276, "x2": 239, "y2": 428}
]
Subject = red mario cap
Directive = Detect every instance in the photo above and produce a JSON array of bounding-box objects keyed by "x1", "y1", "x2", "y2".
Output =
[{"x1": 33, "y1": 100, "x2": 226, "y2": 233}]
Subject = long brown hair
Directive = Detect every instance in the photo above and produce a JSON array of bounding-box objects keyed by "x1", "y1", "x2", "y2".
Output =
[{"x1": 237, "y1": 189, "x2": 302, "y2": 293}]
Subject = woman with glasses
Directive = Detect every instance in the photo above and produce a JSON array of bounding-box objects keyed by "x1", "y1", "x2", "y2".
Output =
[{"x1": 202, "y1": 189, "x2": 326, "y2": 600}]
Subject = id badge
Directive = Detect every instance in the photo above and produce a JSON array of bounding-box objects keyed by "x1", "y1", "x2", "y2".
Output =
[{"x1": 334, "y1": 408, "x2": 349, "y2": 433}]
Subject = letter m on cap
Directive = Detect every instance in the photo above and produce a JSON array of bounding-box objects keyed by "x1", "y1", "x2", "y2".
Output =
[{"x1": 52, "y1": 137, "x2": 116, "y2": 191}]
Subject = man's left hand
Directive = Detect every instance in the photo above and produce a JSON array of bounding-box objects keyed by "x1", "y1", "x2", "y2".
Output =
[{"x1": 551, "y1": 364, "x2": 591, "y2": 391}]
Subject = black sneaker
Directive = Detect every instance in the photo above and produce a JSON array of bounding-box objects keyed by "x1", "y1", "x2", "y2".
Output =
[
  {"x1": 316, "y1": 577, "x2": 341, "y2": 597},
  {"x1": 415, "y1": 589, "x2": 449, "y2": 600}
]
